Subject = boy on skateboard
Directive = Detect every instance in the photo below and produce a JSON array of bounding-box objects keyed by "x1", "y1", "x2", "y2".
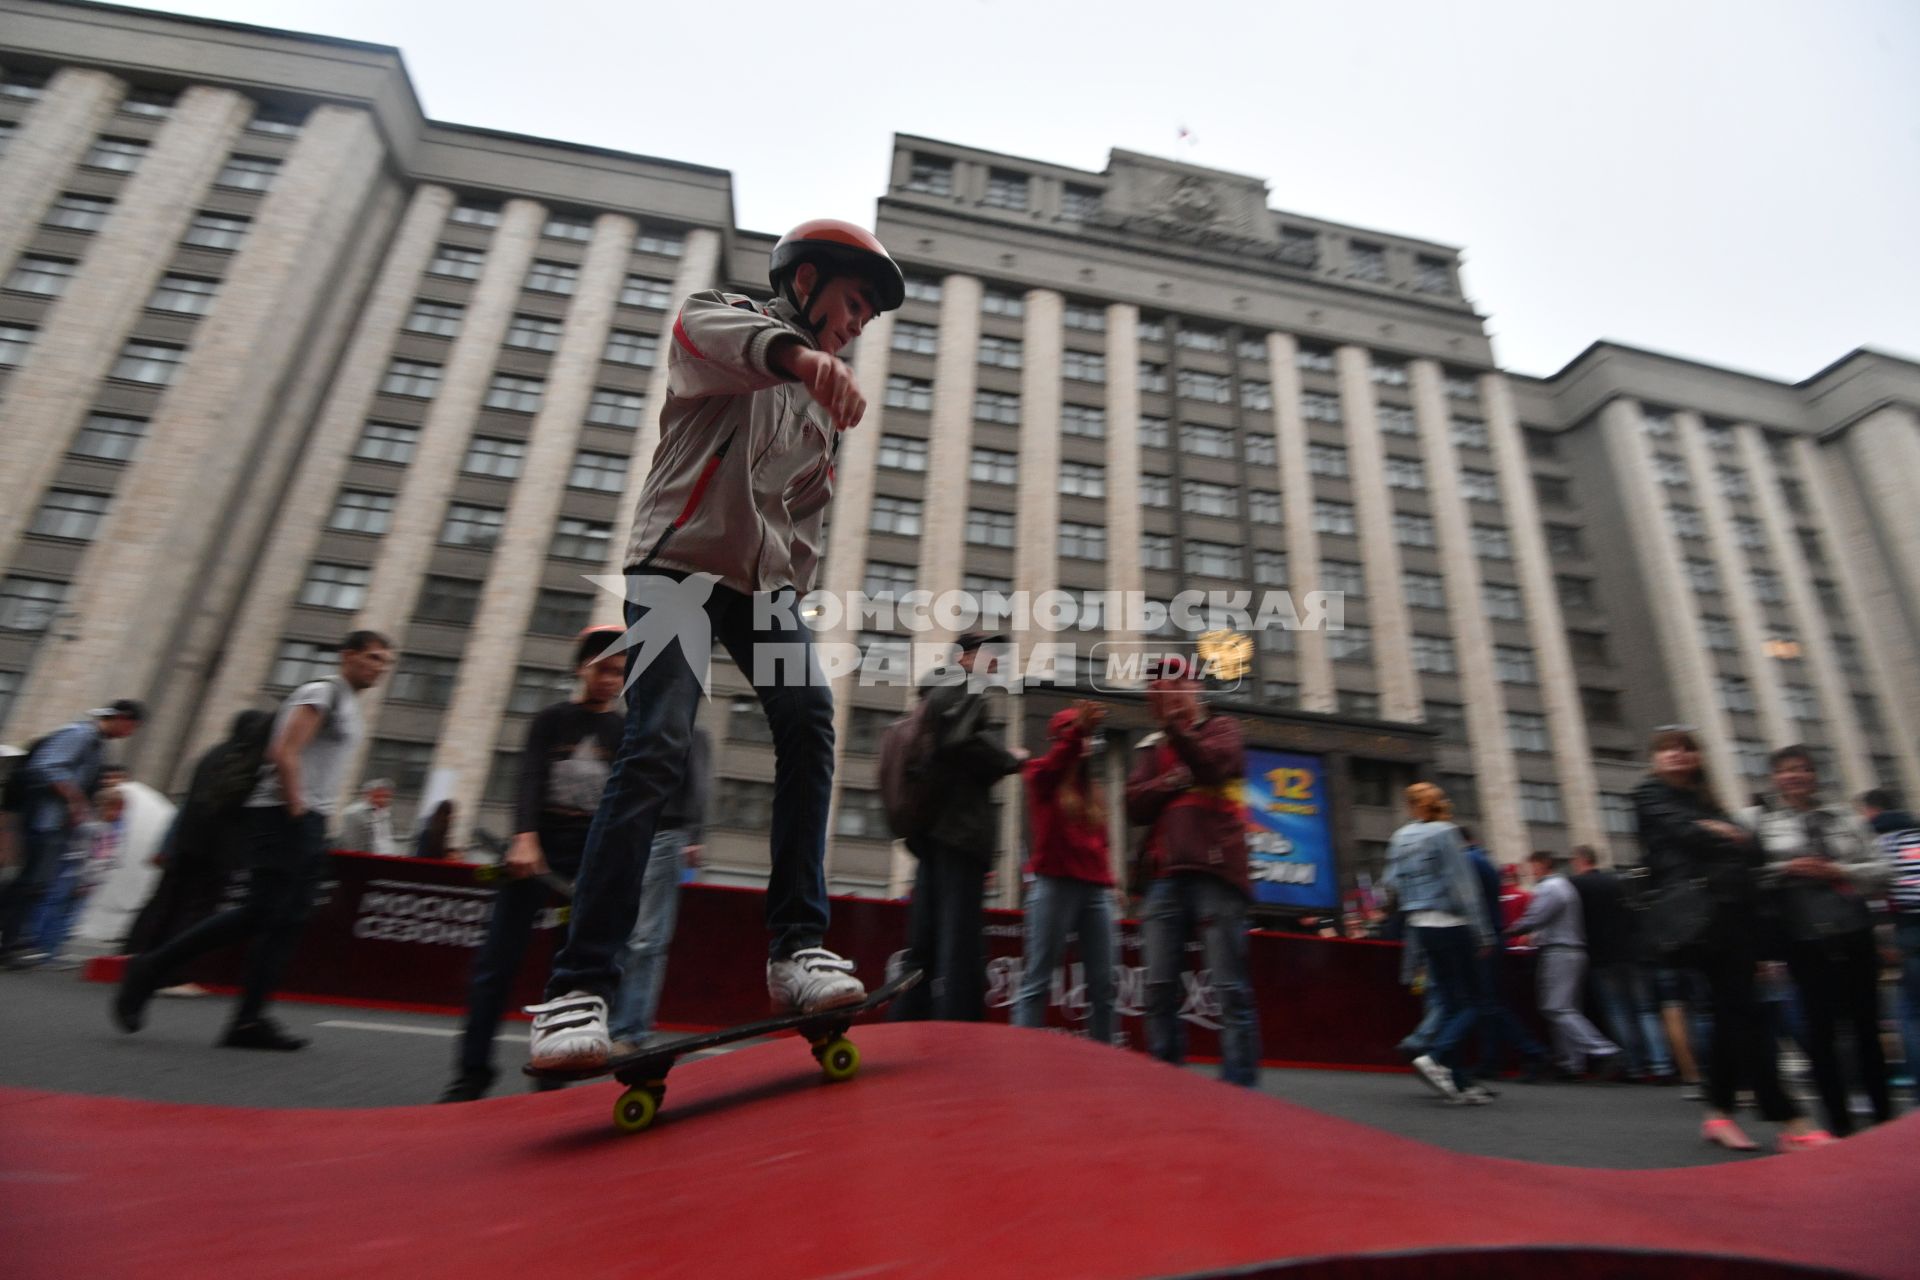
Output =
[{"x1": 527, "y1": 220, "x2": 906, "y2": 1070}]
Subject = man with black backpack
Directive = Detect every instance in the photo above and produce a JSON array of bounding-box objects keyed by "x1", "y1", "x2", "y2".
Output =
[
  {"x1": 0, "y1": 698, "x2": 145, "y2": 967},
  {"x1": 115, "y1": 630, "x2": 391, "y2": 1049},
  {"x1": 889, "y1": 632, "x2": 1026, "y2": 1023}
]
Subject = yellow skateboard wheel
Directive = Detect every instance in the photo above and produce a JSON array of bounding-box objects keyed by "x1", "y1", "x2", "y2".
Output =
[
  {"x1": 613, "y1": 1086, "x2": 659, "y2": 1134},
  {"x1": 818, "y1": 1037, "x2": 860, "y2": 1083}
]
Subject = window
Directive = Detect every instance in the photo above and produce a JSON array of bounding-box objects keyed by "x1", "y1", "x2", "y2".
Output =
[
  {"x1": 364, "y1": 740, "x2": 435, "y2": 800},
  {"x1": 862, "y1": 561, "x2": 917, "y2": 599},
  {"x1": 1248, "y1": 490, "x2": 1282, "y2": 525},
  {"x1": 505, "y1": 314, "x2": 562, "y2": 352},
  {"x1": 84, "y1": 137, "x2": 147, "y2": 172},
  {"x1": 543, "y1": 213, "x2": 594, "y2": 242},
  {"x1": 1177, "y1": 369, "x2": 1233, "y2": 404},
  {"x1": 1520, "y1": 781, "x2": 1563, "y2": 825},
  {"x1": 1719, "y1": 675, "x2": 1755, "y2": 714},
  {"x1": 1508, "y1": 711, "x2": 1549, "y2": 753},
  {"x1": 1138, "y1": 415, "x2": 1169, "y2": 448},
  {"x1": 605, "y1": 330, "x2": 657, "y2": 367},
  {"x1": 404, "y1": 299, "x2": 463, "y2": 338},
  {"x1": 1404, "y1": 572, "x2": 1445, "y2": 610},
  {"x1": 587, "y1": 389, "x2": 646, "y2": 428},
  {"x1": 1728, "y1": 516, "x2": 1764, "y2": 549},
  {"x1": 528, "y1": 261, "x2": 579, "y2": 295},
  {"x1": 1182, "y1": 480, "x2": 1238, "y2": 519},
  {"x1": 1668, "y1": 505, "x2": 1705, "y2": 539},
  {"x1": 429, "y1": 245, "x2": 485, "y2": 280},
  {"x1": 1329, "y1": 625, "x2": 1372, "y2": 662},
  {"x1": 1179, "y1": 423, "x2": 1234, "y2": 458},
  {"x1": 1315, "y1": 501, "x2": 1357, "y2": 536},
  {"x1": 1264, "y1": 681, "x2": 1299, "y2": 706},
  {"x1": 215, "y1": 155, "x2": 278, "y2": 191},
  {"x1": 416, "y1": 576, "x2": 483, "y2": 627},
  {"x1": 903, "y1": 276, "x2": 943, "y2": 304},
  {"x1": 1060, "y1": 522, "x2": 1107, "y2": 560},
  {"x1": 1417, "y1": 257, "x2": 1454, "y2": 295},
  {"x1": 1063, "y1": 349, "x2": 1105, "y2": 382},
  {"x1": 269, "y1": 640, "x2": 334, "y2": 690},
  {"x1": 1384, "y1": 456, "x2": 1426, "y2": 491},
  {"x1": 183, "y1": 212, "x2": 250, "y2": 251},
  {"x1": 0, "y1": 323, "x2": 33, "y2": 368},
  {"x1": 1240, "y1": 380, "x2": 1274, "y2": 411},
  {"x1": 981, "y1": 289, "x2": 1025, "y2": 318},
  {"x1": 1061, "y1": 404, "x2": 1106, "y2": 438},
  {"x1": 1568, "y1": 629, "x2": 1610, "y2": 664},
  {"x1": 1059, "y1": 461, "x2": 1105, "y2": 499},
  {"x1": 509, "y1": 666, "x2": 573, "y2": 715},
  {"x1": 1703, "y1": 421, "x2": 1736, "y2": 451},
  {"x1": 887, "y1": 376, "x2": 934, "y2": 412},
  {"x1": 1684, "y1": 558, "x2": 1720, "y2": 593},
  {"x1": 1063, "y1": 303, "x2": 1106, "y2": 332},
  {"x1": 0, "y1": 72, "x2": 47, "y2": 101},
  {"x1": 1178, "y1": 327, "x2": 1227, "y2": 353},
  {"x1": 1295, "y1": 344, "x2": 1335, "y2": 374},
  {"x1": 45, "y1": 193, "x2": 114, "y2": 233},
  {"x1": 1321, "y1": 561, "x2": 1366, "y2": 596},
  {"x1": 1481, "y1": 582, "x2": 1523, "y2": 621},
  {"x1": 530, "y1": 587, "x2": 593, "y2": 635},
  {"x1": 634, "y1": 226, "x2": 684, "y2": 258},
  {"x1": 1700, "y1": 615, "x2": 1737, "y2": 651},
  {"x1": 570, "y1": 450, "x2": 628, "y2": 493},
  {"x1": 1060, "y1": 184, "x2": 1102, "y2": 221},
  {"x1": 389, "y1": 654, "x2": 460, "y2": 707},
  {"x1": 1495, "y1": 646, "x2": 1537, "y2": 683},
  {"x1": 0, "y1": 576, "x2": 65, "y2": 633},
  {"x1": 1370, "y1": 360, "x2": 1408, "y2": 388},
  {"x1": 1302, "y1": 391, "x2": 1343, "y2": 423},
  {"x1": 1783, "y1": 684, "x2": 1819, "y2": 721},
  {"x1": 71, "y1": 413, "x2": 147, "y2": 462},
  {"x1": 1854, "y1": 694, "x2": 1883, "y2": 732},
  {"x1": 1797, "y1": 529, "x2": 1825, "y2": 565},
  {"x1": 1394, "y1": 512, "x2": 1436, "y2": 548},
  {"x1": 462, "y1": 435, "x2": 525, "y2": 479},
  {"x1": 974, "y1": 389, "x2": 1019, "y2": 424},
  {"x1": 1138, "y1": 361, "x2": 1169, "y2": 393},
  {"x1": 1426, "y1": 701, "x2": 1467, "y2": 743},
  {"x1": 1141, "y1": 532, "x2": 1174, "y2": 571},
  {"x1": 450, "y1": 202, "x2": 502, "y2": 228},
  {"x1": 1378, "y1": 405, "x2": 1417, "y2": 437},
  {"x1": 967, "y1": 508, "x2": 1015, "y2": 548},
  {"x1": 1750, "y1": 569, "x2": 1784, "y2": 604},
  {"x1": 1306, "y1": 442, "x2": 1349, "y2": 478},
  {"x1": 6, "y1": 256, "x2": 74, "y2": 297},
  {"x1": 978, "y1": 335, "x2": 1023, "y2": 369},
  {"x1": 28, "y1": 486, "x2": 106, "y2": 542},
  {"x1": 1654, "y1": 454, "x2": 1689, "y2": 486},
  {"x1": 869, "y1": 495, "x2": 923, "y2": 537},
  {"x1": 247, "y1": 107, "x2": 304, "y2": 136},
  {"x1": 970, "y1": 447, "x2": 1017, "y2": 486},
  {"x1": 1254, "y1": 548, "x2": 1288, "y2": 587},
  {"x1": 1139, "y1": 474, "x2": 1171, "y2": 508},
  {"x1": 1412, "y1": 633, "x2": 1455, "y2": 674},
  {"x1": 1532, "y1": 475, "x2": 1571, "y2": 506},
  {"x1": 1546, "y1": 524, "x2": 1584, "y2": 556},
  {"x1": 715, "y1": 778, "x2": 777, "y2": 830},
  {"x1": 1138, "y1": 318, "x2": 1167, "y2": 343},
  {"x1": 1472, "y1": 525, "x2": 1512, "y2": 560},
  {"x1": 441, "y1": 503, "x2": 504, "y2": 550},
  {"x1": 1458, "y1": 469, "x2": 1499, "y2": 503},
  {"x1": 1245, "y1": 433, "x2": 1276, "y2": 466},
  {"x1": 298, "y1": 561, "x2": 370, "y2": 612},
  {"x1": 1780, "y1": 478, "x2": 1808, "y2": 513},
  {"x1": 834, "y1": 788, "x2": 890, "y2": 840},
  {"x1": 1237, "y1": 337, "x2": 1269, "y2": 362},
  {"x1": 1347, "y1": 240, "x2": 1387, "y2": 282},
  {"x1": 1176, "y1": 540, "x2": 1236, "y2": 579},
  {"x1": 484, "y1": 374, "x2": 545, "y2": 413},
  {"x1": 1734, "y1": 740, "x2": 1771, "y2": 778},
  {"x1": 551, "y1": 516, "x2": 611, "y2": 561},
  {"x1": 1451, "y1": 416, "x2": 1489, "y2": 450},
  {"x1": 891, "y1": 321, "x2": 937, "y2": 355},
  {"x1": 382, "y1": 359, "x2": 441, "y2": 398},
  {"x1": 905, "y1": 154, "x2": 952, "y2": 195},
  {"x1": 983, "y1": 169, "x2": 1029, "y2": 210},
  {"x1": 1526, "y1": 430, "x2": 1559, "y2": 458},
  {"x1": 878, "y1": 434, "x2": 927, "y2": 472},
  {"x1": 1641, "y1": 405, "x2": 1675, "y2": 438},
  {"x1": 1557, "y1": 575, "x2": 1595, "y2": 610},
  {"x1": 1717, "y1": 466, "x2": 1749, "y2": 499},
  {"x1": 1343, "y1": 691, "x2": 1381, "y2": 718},
  {"x1": 1602, "y1": 792, "x2": 1638, "y2": 835}
]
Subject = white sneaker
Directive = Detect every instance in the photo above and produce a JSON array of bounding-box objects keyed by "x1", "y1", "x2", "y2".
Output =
[
  {"x1": 1412, "y1": 1053, "x2": 1463, "y2": 1102},
  {"x1": 527, "y1": 991, "x2": 609, "y2": 1070},
  {"x1": 768, "y1": 948, "x2": 865, "y2": 1014}
]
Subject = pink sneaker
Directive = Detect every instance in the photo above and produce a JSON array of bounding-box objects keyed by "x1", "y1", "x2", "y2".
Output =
[
  {"x1": 1777, "y1": 1129, "x2": 1835, "y2": 1153},
  {"x1": 1701, "y1": 1117, "x2": 1758, "y2": 1151}
]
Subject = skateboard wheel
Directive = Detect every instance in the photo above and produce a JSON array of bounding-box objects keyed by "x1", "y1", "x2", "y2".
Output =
[
  {"x1": 818, "y1": 1037, "x2": 860, "y2": 1083},
  {"x1": 613, "y1": 1086, "x2": 659, "y2": 1134}
]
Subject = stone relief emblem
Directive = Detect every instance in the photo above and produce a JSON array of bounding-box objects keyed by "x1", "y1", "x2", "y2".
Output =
[{"x1": 1154, "y1": 175, "x2": 1223, "y2": 225}]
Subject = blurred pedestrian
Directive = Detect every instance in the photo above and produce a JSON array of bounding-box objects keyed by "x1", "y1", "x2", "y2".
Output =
[
  {"x1": 1508, "y1": 850, "x2": 1621, "y2": 1080},
  {"x1": 28, "y1": 786, "x2": 124, "y2": 965},
  {"x1": 608, "y1": 725, "x2": 710, "y2": 1050},
  {"x1": 1859, "y1": 789, "x2": 1920, "y2": 1091},
  {"x1": 337, "y1": 779, "x2": 400, "y2": 856},
  {"x1": 1571, "y1": 845, "x2": 1673, "y2": 1082}
]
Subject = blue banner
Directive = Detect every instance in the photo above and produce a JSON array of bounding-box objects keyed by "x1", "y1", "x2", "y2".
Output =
[{"x1": 1242, "y1": 748, "x2": 1338, "y2": 909}]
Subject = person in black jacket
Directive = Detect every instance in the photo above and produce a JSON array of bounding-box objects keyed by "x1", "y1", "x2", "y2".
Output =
[
  {"x1": 1570, "y1": 845, "x2": 1674, "y2": 1083},
  {"x1": 890, "y1": 633, "x2": 1026, "y2": 1023},
  {"x1": 1632, "y1": 726, "x2": 1821, "y2": 1153}
]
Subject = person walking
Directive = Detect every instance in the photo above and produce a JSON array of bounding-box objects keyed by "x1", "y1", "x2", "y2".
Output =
[
  {"x1": 608, "y1": 725, "x2": 710, "y2": 1050},
  {"x1": 336, "y1": 779, "x2": 400, "y2": 856},
  {"x1": 1859, "y1": 788, "x2": 1920, "y2": 1093},
  {"x1": 1464, "y1": 835, "x2": 1550, "y2": 1083},
  {"x1": 115, "y1": 632, "x2": 391, "y2": 1050},
  {"x1": 1569, "y1": 846, "x2": 1673, "y2": 1082},
  {"x1": 1012, "y1": 701, "x2": 1117, "y2": 1046},
  {"x1": 1507, "y1": 850, "x2": 1621, "y2": 1081}
]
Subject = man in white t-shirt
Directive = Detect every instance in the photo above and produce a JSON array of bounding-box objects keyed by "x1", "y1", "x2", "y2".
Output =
[{"x1": 115, "y1": 630, "x2": 392, "y2": 1050}]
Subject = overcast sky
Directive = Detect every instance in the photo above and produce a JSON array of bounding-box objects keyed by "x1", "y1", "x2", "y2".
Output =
[{"x1": 122, "y1": 0, "x2": 1918, "y2": 381}]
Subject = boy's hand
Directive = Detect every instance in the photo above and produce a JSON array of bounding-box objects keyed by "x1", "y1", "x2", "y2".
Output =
[{"x1": 783, "y1": 346, "x2": 867, "y2": 430}]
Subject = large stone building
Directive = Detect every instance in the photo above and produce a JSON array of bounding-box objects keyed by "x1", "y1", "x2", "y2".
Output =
[{"x1": 2, "y1": 1, "x2": 1915, "y2": 908}]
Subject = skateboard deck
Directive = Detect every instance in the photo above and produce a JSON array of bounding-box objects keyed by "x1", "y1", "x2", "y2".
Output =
[{"x1": 524, "y1": 966, "x2": 923, "y2": 1134}]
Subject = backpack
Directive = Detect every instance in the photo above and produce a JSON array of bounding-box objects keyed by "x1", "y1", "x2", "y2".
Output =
[
  {"x1": 877, "y1": 696, "x2": 942, "y2": 839},
  {"x1": 200, "y1": 713, "x2": 279, "y2": 816},
  {"x1": 0, "y1": 735, "x2": 50, "y2": 814}
]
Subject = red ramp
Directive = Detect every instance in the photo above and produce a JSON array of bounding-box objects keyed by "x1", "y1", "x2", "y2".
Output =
[{"x1": 3, "y1": 1023, "x2": 1912, "y2": 1278}]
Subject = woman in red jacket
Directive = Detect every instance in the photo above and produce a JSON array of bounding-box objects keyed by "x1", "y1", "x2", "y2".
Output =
[{"x1": 1011, "y1": 702, "x2": 1118, "y2": 1045}]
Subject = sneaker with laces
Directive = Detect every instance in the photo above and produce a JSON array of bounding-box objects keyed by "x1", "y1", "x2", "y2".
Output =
[
  {"x1": 1411, "y1": 1053, "x2": 1463, "y2": 1102},
  {"x1": 527, "y1": 991, "x2": 609, "y2": 1070},
  {"x1": 768, "y1": 947, "x2": 865, "y2": 1014},
  {"x1": 1452, "y1": 1085, "x2": 1496, "y2": 1106}
]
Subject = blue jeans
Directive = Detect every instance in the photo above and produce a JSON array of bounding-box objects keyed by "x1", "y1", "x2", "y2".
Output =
[
  {"x1": 609, "y1": 827, "x2": 691, "y2": 1042},
  {"x1": 1590, "y1": 960, "x2": 1673, "y2": 1076},
  {"x1": 1412, "y1": 924, "x2": 1482, "y2": 1088},
  {"x1": 891, "y1": 839, "x2": 988, "y2": 1022},
  {"x1": 1896, "y1": 919, "x2": 1920, "y2": 1085},
  {"x1": 0, "y1": 821, "x2": 68, "y2": 955},
  {"x1": 28, "y1": 851, "x2": 88, "y2": 958},
  {"x1": 1145, "y1": 873, "x2": 1261, "y2": 1087},
  {"x1": 547, "y1": 577, "x2": 834, "y2": 1000},
  {"x1": 1013, "y1": 874, "x2": 1117, "y2": 1046},
  {"x1": 1471, "y1": 948, "x2": 1547, "y2": 1074},
  {"x1": 456, "y1": 825, "x2": 586, "y2": 1077}
]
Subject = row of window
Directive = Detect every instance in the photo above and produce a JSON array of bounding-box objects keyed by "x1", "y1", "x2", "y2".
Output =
[{"x1": 424, "y1": 244, "x2": 674, "y2": 309}]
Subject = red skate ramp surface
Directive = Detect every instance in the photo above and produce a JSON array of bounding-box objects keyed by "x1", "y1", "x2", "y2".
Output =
[{"x1": 3, "y1": 1023, "x2": 1912, "y2": 1279}]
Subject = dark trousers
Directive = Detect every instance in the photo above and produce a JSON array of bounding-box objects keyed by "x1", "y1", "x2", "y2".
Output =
[
  {"x1": 1698, "y1": 918, "x2": 1801, "y2": 1121},
  {"x1": 139, "y1": 808, "x2": 327, "y2": 1025},
  {"x1": 457, "y1": 825, "x2": 587, "y2": 1077},
  {"x1": 1787, "y1": 930, "x2": 1890, "y2": 1135},
  {"x1": 891, "y1": 839, "x2": 987, "y2": 1022},
  {"x1": 1473, "y1": 947, "x2": 1546, "y2": 1075},
  {"x1": 1414, "y1": 924, "x2": 1483, "y2": 1088},
  {"x1": 0, "y1": 823, "x2": 67, "y2": 954},
  {"x1": 547, "y1": 575, "x2": 834, "y2": 1001}
]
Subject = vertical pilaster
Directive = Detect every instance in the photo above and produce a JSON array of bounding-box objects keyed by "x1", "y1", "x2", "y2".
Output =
[
  {"x1": 1269, "y1": 333, "x2": 1333, "y2": 711},
  {"x1": 1103, "y1": 303, "x2": 1143, "y2": 642},
  {"x1": 0, "y1": 67, "x2": 123, "y2": 275},
  {"x1": 1334, "y1": 345, "x2": 1419, "y2": 721}
]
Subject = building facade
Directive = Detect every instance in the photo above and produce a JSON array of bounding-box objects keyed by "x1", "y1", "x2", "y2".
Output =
[{"x1": 2, "y1": 1, "x2": 1915, "y2": 908}]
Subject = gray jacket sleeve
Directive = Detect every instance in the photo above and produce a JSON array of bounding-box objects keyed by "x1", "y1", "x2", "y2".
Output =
[{"x1": 666, "y1": 291, "x2": 812, "y2": 400}]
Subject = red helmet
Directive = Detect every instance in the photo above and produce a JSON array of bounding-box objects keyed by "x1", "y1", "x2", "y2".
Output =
[{"x1": 769, "y1": 219, "x2": 905, "y2": 313}]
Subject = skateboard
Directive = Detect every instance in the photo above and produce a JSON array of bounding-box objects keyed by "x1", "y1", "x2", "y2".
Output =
[{"x1": 523, "y1": 967, "x2": 923, "y2": 1134}]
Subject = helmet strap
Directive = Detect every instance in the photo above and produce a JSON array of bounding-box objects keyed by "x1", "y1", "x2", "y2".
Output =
[{"x1": 780, "y1": 262, "x2": 836, "y2": 341}]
